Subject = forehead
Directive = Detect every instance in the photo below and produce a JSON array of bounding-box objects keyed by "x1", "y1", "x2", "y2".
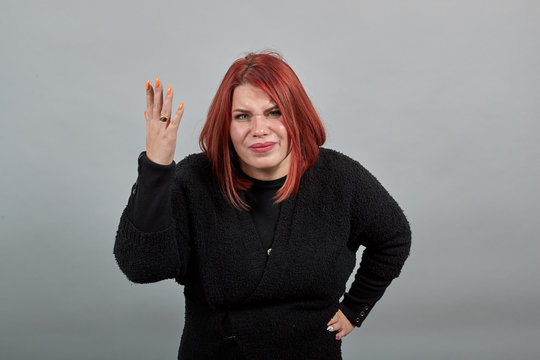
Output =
[{"x1": 232, "y1": 83, "x2": 275, "y2": 110}]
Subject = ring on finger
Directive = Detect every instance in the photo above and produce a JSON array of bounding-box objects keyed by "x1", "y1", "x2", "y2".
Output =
[{"x1": 159, "y1": 114, "x2": 169, "y2": 122}]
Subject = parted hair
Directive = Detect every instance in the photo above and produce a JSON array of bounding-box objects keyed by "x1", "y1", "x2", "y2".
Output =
[{"x1": 199, "y1": 51, "x2": 326, "y2": 210}]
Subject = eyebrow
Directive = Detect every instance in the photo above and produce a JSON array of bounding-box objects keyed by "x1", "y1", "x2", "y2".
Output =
[{"x1": 232, "y1": 105, "x2": 279, "y2": 113}]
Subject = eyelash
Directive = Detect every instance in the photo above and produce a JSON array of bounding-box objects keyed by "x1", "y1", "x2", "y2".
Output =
[{"x1": 234, "y1": 110, "x2": 282, "y2": 120}]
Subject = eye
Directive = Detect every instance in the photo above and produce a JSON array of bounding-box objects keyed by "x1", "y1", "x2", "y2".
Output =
[
  {"x1": 234, "y1": 113, "x2": 249, "y2": 120},
  {"x1": 267, "y1": 110, "x2": 282, "y2": 118}
]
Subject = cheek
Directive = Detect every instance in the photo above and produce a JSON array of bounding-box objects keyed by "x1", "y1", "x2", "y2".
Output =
[
  {"x1": 276, "y1": 124, "x2": 289, "y2": 146},
  {"x1": 229, "y1": 125, "x2": 247, "y2": 150}
]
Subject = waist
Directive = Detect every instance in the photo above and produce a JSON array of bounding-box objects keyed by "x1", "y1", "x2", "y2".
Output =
[{"x1": 184, "y1": 296, "x2": 338, "y2": 339}]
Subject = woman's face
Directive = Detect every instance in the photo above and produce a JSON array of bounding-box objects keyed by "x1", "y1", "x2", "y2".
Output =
[{"x1": 230, "y1": 83, "x2": 291, "y2": 180}]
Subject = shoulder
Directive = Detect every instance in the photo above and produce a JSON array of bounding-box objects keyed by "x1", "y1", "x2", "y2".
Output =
[
  {"x1": 314, "y1": 147, "x2": 372, "y2": 183},
  {"x1": 317, "y1": 147, "x2": 361, "y2": 168},
  {"x1": 311, "y1": 147, "x2": 395, "y2": 202}
]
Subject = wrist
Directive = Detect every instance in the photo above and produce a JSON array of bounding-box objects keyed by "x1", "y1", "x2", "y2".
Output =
[
  {"x1": 339, "y1": 300, "x2": 376, "y2": 328},
  {"x1": 145, "y1": 151, "x2": 174, "y2": 166}
]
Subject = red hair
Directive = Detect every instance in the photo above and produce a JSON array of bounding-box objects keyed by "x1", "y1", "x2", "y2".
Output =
[{"x1": 199, "y1": 52, "x2": 326, "y2": 210}]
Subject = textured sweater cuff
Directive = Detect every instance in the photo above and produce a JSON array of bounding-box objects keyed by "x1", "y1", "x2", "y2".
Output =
[
  {"x1": 339, "y1": 297, "x2": 377, "y2": 327},
  {"x1": 137, "y1": 151, "x2": 176, "y2": 183},
  {"x1": 339, "y1": 267, "x2": 392, "y2": 327}
]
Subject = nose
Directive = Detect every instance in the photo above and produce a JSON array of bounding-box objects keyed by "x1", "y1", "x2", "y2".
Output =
[{"x1": 251, "y1": 114, "x2": 269, "y2": 136}]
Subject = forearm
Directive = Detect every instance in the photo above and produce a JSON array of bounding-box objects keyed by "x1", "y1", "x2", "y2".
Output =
[
  {"x1": 113, "y1": 151, "x2": 189, "y2": 284},
  {"x1": 127, "y1": 151, "x2": 175, "y2": 232},
  {"x1": 339, "y1": 268, "x2": 392, "y2": 327},
  {"x1": 114, "y1": 208, "x2": 181, "y2": 283}
]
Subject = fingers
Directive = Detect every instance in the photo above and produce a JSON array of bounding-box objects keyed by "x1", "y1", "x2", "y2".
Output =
[
  {"x1": 169, "y1": 101, "x2": 185, "y2": 128},
  {"x1": 327, "y1": 316, "x2": 338, "y2": 326},
  {"x1": 145, "y1": 80, "x2": 154, "y2": 122},
  {"x1": 326, "y1": 311, "x2": 354, "y2": 341},
  {"x1": 326, "y1": 320, "x2": 351, "y2": 340},
  {"x1": 334, "y1": 325, "x2": 351, "y2": 340},
  {"x1": 161, "y1": 83, "x2": 173, "y2": 123},
  {"x1": 152, "y1": 76, "x2": 163, "y2": 122},
  {"x1": 146, "y1": 77, "x2": 182, "y2": 127}
]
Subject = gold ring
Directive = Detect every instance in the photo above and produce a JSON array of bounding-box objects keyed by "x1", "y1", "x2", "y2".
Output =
[{"x1": 159, "y1": 115, "x2": 168, "y2": 122}]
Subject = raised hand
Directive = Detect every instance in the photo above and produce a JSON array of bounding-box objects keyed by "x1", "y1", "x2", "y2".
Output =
[{"x1": 144, "y1": 76, "x2": 184, "y2": 165}]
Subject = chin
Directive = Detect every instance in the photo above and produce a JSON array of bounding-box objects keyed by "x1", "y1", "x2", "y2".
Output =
[
  {"x1": 249, "y1": 159, "x2": 281, "y2": 171},
  {"x1": 241, "y1": 155, "x2": 282, "y2": 172}
]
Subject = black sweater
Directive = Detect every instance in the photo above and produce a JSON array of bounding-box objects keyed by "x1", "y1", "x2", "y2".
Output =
[
  {"x1": 128, "y1": 151, "x2": 393, "y2": 326},
  {"x1": 115, "y1": 147, "x2": 411, "y2": 359}
]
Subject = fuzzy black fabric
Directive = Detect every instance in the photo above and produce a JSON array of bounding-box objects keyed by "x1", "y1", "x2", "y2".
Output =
[
  {"x1": 114, "y1": 147, "x2": 411, "y2": 360},
  {"x1": 242, "y1": 173, "x2": 286, "y2": 251}
]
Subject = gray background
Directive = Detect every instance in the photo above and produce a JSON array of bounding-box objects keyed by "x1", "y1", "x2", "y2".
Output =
[{"x1": 1, "y1": 0, "x2": 539, "y2": 359}]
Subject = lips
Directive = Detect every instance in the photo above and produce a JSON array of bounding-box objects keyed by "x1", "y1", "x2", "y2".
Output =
[{"x1": 249, "y1": 142, "x2": 276, "y2": 153}]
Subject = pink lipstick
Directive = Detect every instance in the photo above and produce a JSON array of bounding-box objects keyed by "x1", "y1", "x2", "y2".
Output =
[{"x1": 249, "y1": 142, "x2": 275, "y2": 153}]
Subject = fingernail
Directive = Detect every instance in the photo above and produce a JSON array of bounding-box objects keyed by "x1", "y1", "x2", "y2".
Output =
[
  {"x1": 144, "y1": 110, "x2": 146, "y2": 117},
  {"x1": 335, "y1": 335, "x2": 341, "y2": 340},
  {"x1": 326, "y1": 326, "x2": 333, "y2": 331},
  {"x1": 145, "y1": 80, "x2": 150, "y2": 90},
  {"x1": 155, "y1": 76, "x2": 160, "y2": 88},
  {"x1": 167, "y1": 84, "x2": 172, "y2": 95},
  {"x1": 178, "y1": 101, "x2": 184, "y2": 111}
]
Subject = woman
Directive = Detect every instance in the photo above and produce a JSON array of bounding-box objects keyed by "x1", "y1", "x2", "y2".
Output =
[{"x1": 114, "y1": 52, "x2": 411, "y2": 360}]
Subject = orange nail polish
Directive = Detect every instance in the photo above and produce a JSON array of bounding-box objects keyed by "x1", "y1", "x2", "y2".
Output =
[
  {"x1": 144, "y1": 110, "x2": 147, "y2": 117},
  {"x1": 155, "y1": 76, "x2": 160, "y2": 88},
  {"x1": 178, "y1": 101, "x2": 184, "y2": 111},
  {"x1": 145, "y1": 80, "x2": 150, "y2": 90},
  {"x1": 167, "y1": 84, "x2": 172, "y2": 95}
]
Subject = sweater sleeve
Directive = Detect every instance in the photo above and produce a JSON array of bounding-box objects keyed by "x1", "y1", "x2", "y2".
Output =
[
  {"x1": 338, "y1": 268, "x2": 392, "y2": 327},
  {"x1": 113, "y1": 151, "x2": 192, "y2": 285},
  {"x1": 340, "y1": 162, "x2": 412, "y2": 327},
  {"x1": 127, "y1": 151, "x2": 175, "y2": 232}
]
